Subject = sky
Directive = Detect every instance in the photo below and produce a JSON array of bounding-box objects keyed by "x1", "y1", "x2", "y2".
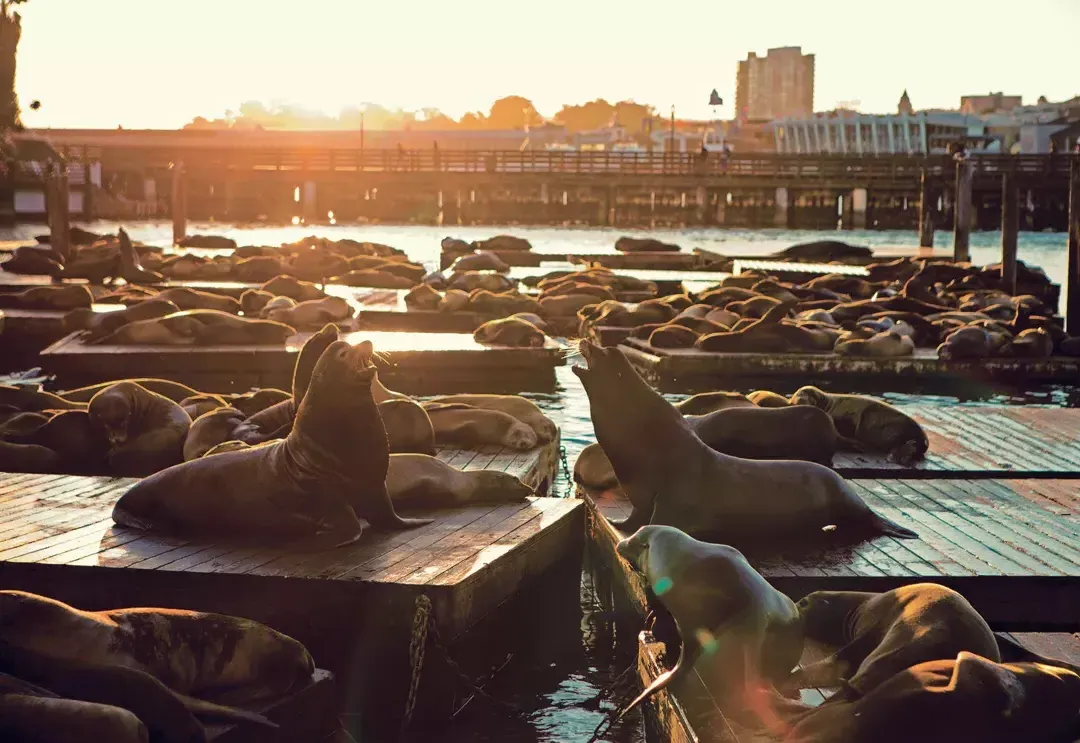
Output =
[{"x1": 14, "y1": 0, "x2": 1080, "y2": 129}]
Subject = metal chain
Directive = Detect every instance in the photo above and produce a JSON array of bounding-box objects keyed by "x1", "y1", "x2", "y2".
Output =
[
  {"x1": 427, "y1": 616, "x2": 515, "y2": 710},
  {"x1": 557, "y1": 445, "x2": 571, "y2": 497},
  {"x1": 584, "y1": 661, "x2": 640, "y2": 743},
  {"x1": 401, "y1": 594, "x2": 432, "y2": 732}
]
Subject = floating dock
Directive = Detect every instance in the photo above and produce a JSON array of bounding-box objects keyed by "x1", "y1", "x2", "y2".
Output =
[
  {"x1": 618, "y1": 340, "x2": 1080, "y2": 391},
  {"x1": 39, "y1": 329, "x2": 567, "y2": 394},
  {"x1": 0, "y1": 440, "x2": 580, "y2": 735},
  {"x1": 582, "y1": 477, "x2": 1080, "y2": 629}
]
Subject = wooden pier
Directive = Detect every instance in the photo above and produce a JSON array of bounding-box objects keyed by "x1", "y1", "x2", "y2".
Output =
[
  {"x1": 0, "y1": 440, "x2": 580, "y2": 735},
  {"x1": 582, "y1": 476, "x2": 1080, "y2": 629},
  {"x1": 618, "y1": 340, "x2": 1080, "y2": 391},
  {"x1": 39, "y1": 330, "x2": 567, "y2": 394}
]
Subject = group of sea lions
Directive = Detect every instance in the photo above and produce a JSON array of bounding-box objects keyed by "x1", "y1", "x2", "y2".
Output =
[
  {"x1": 1, "y1": 228, "x2": 163, "y2": 283},
  {"x1": 577, "y1": 256, "x2": 1078, "y2": 359},
  {"x1": 616, "y1": 529, "x2": 1080, "y2": 742},
  {"x1": 0, "y1": 589, "x2": 316, "y2": 742}
]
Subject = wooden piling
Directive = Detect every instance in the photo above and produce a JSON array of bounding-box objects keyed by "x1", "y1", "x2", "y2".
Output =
[
  {"x1": 953, "y1": 157, "x2": 973, "y2": 262},
  {"x1": 45, "y1": 161, "x2": 71, "y2": 263},
  {"x1": 171, "y1": 161, "x2": 187, "y2": 245},
  {"x1": 1068, "y1": 158, "x2": 1080, "y2": 335},
  {"x1": 1001, "y1": 172, "x2": 1019, "y2": 295},
  {"x1": 918, "y1": 169, "x2": 935, "y2": 248}
]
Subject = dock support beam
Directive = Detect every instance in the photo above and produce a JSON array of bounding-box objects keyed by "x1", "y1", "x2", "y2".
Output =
[
  {"x1": 953, "y1": 157, "x2": 973, "y2": 263},
  {"x1": 1001, "y1": 173, "x2": 1019, "y2": 296},
  {"x1": 45, "y1": 162, "x2": 71, "y2": 263},
  {"x1": 715, "y1": 192, "x2": 726, "y2": 225},
  {"x1": 918, "y1": 170, "x2": 935, "y2": 248},
  {"x1": 851, "y1": 188, "x2": 868, "y2": 229},
  {"x1": 302, "y1": 181, "x2": 317, "y2": 222},
  {"x1": 696, "y1": 186, "x2": 708, "y2": 225},
  {"x1": 1068, "y1": 159, "x2": 1080, "y2": 335},
  {"x1": 774, "y1": 187, "x2": 789, "y2": 227},
  {"x1": 171, "y1": 162, "x2": 187, "y2": 245}
]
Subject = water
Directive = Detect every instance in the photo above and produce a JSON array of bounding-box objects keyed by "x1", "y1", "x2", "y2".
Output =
[{"x1": 5, "y1": 221, "x2": 1077, "y2": 742}]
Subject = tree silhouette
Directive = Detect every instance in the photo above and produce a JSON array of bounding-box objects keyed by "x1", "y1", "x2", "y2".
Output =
[
  {"x1": 0, "y1": 0, "x2": 28, "y2": 131},
  {"x1": 487, "y1": 96, "x2": 542, "y2": 130}
]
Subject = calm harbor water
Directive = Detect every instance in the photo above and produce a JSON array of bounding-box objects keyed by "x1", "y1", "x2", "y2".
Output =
[{"x1": 5, "y1": 221, "x2": 1077, "y2": 742}]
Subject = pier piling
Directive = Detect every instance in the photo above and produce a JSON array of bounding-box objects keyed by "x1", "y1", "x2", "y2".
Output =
[
  {"x1": 170, "y1": 161, "x2": 187, "y2": 245},
  {"x1": 954, "y1": 157, "x2": 973, "y2": 262},
  {"x1": 1068, "y1": 158, "x2": 1080, "y2": 334},
  {"x1": 44, "y1": 162, "x2": 71, "y2": 263},
  {"x1": 918, "y1": 170, "x2": 935, "y2": 248},
  {"x1": 1001, "y1": 172, "x2": 1019, "y2": 295}
]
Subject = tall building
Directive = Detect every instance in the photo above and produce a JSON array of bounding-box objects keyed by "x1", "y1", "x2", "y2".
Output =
[
  {"x1": 735, "y1": 47, "x2": 814, "y2": 123},
  {"x1": 960, "y1": 92, "x2": 1022, "y2": 115}
]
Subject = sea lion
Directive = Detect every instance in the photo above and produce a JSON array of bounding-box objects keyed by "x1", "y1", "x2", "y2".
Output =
[
  {"x1": 0, "y1": 244, "x2": 64, "y2": 275},
  {"x1": 685, "y1": 405, "x2": 838, "y2": 465},
  {"x1": 696, "y1": 301, "x2": 822, "y2": 354},
  {"x1": 378, "y1": 399, "x2": 436, "y2": 455},
  {"x1": 834, "y1": 329, "x2": 915, "y2": 358},
  {"x1": 150, "y1": 288, "x2": 241, "y2": 314},
  {"x1": 0, "y1": 384, "x2": 85, "y2": 411},
  {"x1": 465, "y1": 289, "x2": 540, "y2": 315},
  {"x1": 225, "y1": 388, "x2": 292, "y2": 417},
  {"x1": 265, "y1": 296, "x2": 353, "y2": 330},
  {"x1": 785, "y1": 584, "x2": 999, "y2": 699},
  {"x1": 573, "y1": 442, "x2": 618, "y2": 490},
  {"x1": 182, "y1": 407, "x2": 264, "y2": 462},
  {"x1": 183, "y1": 311, "x2": 296, "y2": 346},
  {"x1": 112, "y1": 339, "x2": 432, "y2": 544},
  {"x1": 614, "y1": 526, "x2": 804, "y2": 730},
  {"x1": 424, "y1": 394, "x2": 557, "y2": 444},
  {"x1": 614, "y1": 236, "x2": 680, "y2": 253},
  {"x1": 233, "y1": 255, "x2": 285, "y2": 282},
  {"x1": 673, "y1": 391, "x2": 754, "y2": 415},
  {"x1": 539, "y1": 293, "x2": 603, "y2": 318},
  {"x1": 0, "y1": 439, "x2": 62, "y2": 472},
  {"x1": 1008, "y1": 327, "x2": 1054, "y2": 357},
  {"x1": 790, "y1": 386, "x2": 929, "y2": 466},
  {"x1": 423, "y1": 403, "x2": 538, "y2": 450},
  {"x1": 0, "y1": 692, "x2": 150, "y2": 743},
  {"x1": 782, "y1": 652, "x2": 1080, "y2": 743},
  {"x1": 0, "y1": 410, "x2": 50, "y2": 438},
  {"x1": 747, "y1": 390, "x2": 790, "y2": 407},
  {"x1": 648, "y1": 323, "x2": 701, "y2": 349},
  {"x1": 118, "y1": 227, "x2": 163, "y2": 284},
  {"x1": 59, "y1": 379, "x2": 200, "y2": 405},
  {"x1": 405, "y1": 283, "x2": 442, "y2": 310},
  {"x1": 573, "y1": 340, "x2": 918, "y2": 542},
  {"x1": 177, "y1": 234, "x2": 237, "y2": 250},
  {"x1": 331, "y1": 269, "x2": 415, "y2": 289},
  {"x1": 0, "y1": 284, "x2": 94, "y2": 310},
  {"x1": 472, "y1": 234, "x2": 532, "y2": 252},
  {"x1": 179, "y1": 393, "x2": 229, "y2": 420},
  {"x1": 240, "y1": 289, "x2": 275, "y2": 315},
  {"x1": 259, "y1": 275, "x2": 326, "y2": 302},
  {"x1": 14, "y1": 409, "x2": 109, "y2": 474},
  {"x1": 449, "y1": 250, "x2": 510, "y2": 272},
  {"x1": 387, "y1": 453, "x2": 534, "y2": 508},
  {"x1": 439, "y1": 289, "x2": 471, "y2": 312},
  {"x1": 473, "y1": 316, "x2": 545, "y2": 347},
  {"x1": 88, "y1": 382, "x2": 192, "y2": 476},
  {"x1": 447, "y1": 271, "x2": 516, "y2": 294},
  {"x1": 92, "y1": 314, "x2": 199, "y2": 346},
  {"x1": 78, "y1": 299, "x2": 181, "y2": 342}
]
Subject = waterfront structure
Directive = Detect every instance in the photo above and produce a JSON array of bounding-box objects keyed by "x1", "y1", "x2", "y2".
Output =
[
  {"x1": 961, "y1": 92, "x2": 1022, "y2": 115},
  {"x1": 770, "y1": 110, "x2": 994, "y2": 155},
  {"x1": 735, "y1": 47, "x2": 814, "y2": 122}
]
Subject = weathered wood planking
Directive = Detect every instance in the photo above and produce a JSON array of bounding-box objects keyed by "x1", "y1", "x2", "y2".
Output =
[
  {"x1": 582, "y1": 477, "x2": 1080, "y2": 629},
  {"x1": 207, "y1": 669, "x2": 337, "y2": 743},
  {"x1": 39, "y1": 330, "x2": 567, "y2": 394},
  {"x1": 834, "y1": 406, "x2": 1080, "y2": 479},
  {"x1": 619, "y1": 340, "x2": 1080, "y2": 389}
]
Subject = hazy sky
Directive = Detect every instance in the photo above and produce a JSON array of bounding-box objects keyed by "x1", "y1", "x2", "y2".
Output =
[{"x1": 15, "y1": 0, "x2": 1080, "y2": 129}]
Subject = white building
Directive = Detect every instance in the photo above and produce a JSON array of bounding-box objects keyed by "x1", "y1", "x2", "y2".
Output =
[{"x1": 770, "y1": 111, "x2": 999, "y2": 155}]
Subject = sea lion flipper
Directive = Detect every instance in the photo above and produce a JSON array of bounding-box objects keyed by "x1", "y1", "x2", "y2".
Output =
[
  {"x1": 866, "y1": 509, "x2": 919, "y2": 539},
  {"x1": 174, "y1": 691, "x2": 279, "y2": 728},
  {"x1": 615, "y1": 632, "x2": 701, "y2": 722}
]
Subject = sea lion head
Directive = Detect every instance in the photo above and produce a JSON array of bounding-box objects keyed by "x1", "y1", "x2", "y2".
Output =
[
  {"x1": 572, "y1": 339, "x2": 637, "y2": 393},
  {"x1": 217, "y1": 616, "x2": 316, "y2": 698},
  {"x1": 615, "y1": 525, "x2": 687, "y2": 575},
  {"x1": 795, "y1": 590, "x2": 876, "y2": 646},
  {"x1": 88, "y1": 383, "x2": 140, "y2": 446},
  {"x1": 789, "y1": 385, "x2": 829, "y2": 409},
  {"x1": 468, "y1": 470, "x2": 535, "y2": 503},
  {"x1": 292, "y1": 324, "x2": 342, "y2": 403}
]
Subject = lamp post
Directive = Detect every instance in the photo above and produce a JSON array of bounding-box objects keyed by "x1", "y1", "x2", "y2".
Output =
[{"x1": 669, "y1": 105, "x2": 676, "y2": 154}]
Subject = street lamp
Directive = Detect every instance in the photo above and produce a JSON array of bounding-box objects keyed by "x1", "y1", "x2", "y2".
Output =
[{"x1": 669, "y1": 104, "x2": 676, "y2": 154}]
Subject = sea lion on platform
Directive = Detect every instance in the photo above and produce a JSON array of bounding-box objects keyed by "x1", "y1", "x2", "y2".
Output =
[
  {"x1": 686, "y1": 405, "x2": 838, "y2": 465},
  {"x1": 224, "y1": 388, "x2": 292, "y2": 417},
  {"x1": 179, "y1": 394, "x2": 229, "y2": 420},
  {"x1": 405, "y1": 283, "x2": 442, "y2": 310},
  {"x1": 423, "y1": 403, "x2": 538, "y2": 451},
  {"x1": 233, "y1": 256, "x2": 285, "y2": 282},
  {"x1": 184, "y1": 311, "x2": 296, "y2": 345},
  {"x1": 387, "y1": 453, "x2": 533, "y2": 508},
  {"x1": 1008, "y1": 327, "x2": 1054, "y2": 357},
  {"x1": 648, "y1": 323, "x2": 700, "y2": 349},
  {"x1": 118, "y1": 228, "x2": 163, "y2": 284},
  {"x1": 112, "y1": 339, "x2": 432, "y2": 544},
  {"x1": 150, "y1": 288, "x2": 241, "y2": 314},
  {"x1": 75, "y1": 299, "x2": 181, "y2": 341},
  {"x1": 473, "y1": 316, "x2": 545, "y2": 347},
  {"x1": 378, "y1": 399, "x2": 436, "y2": 455},
  {"x1": 573, "y1": 340, "x2": 918, "y2": 542},
  {"x1": 15, "y1": 409, "x2": 109, "y2": 473},
  {"x1": 330, "y1": 269, "x2": 415, "y2": 289},
  {"x1": 673, "y1": 391, "x2": 754, "y2": 415},
  {"x1": 573, "y1": 442, "x2": 618, "y2": 490},
  {"x1": 0, "y1": 384, "x2": 85, "y2": 411},
  {"x1": 773, "y1": 240, "x2": 872, "y2": 262},
  {"x1": 614, "y1": 526, "x2": 805, "y2": 730},
  {"x1": 449, "y1": 250, "x2": 511, "y2": 272},
  {"x1": 0, "y1": 439, "x2": 62, "y2": 472},
  {"x1": 785, "y1": 583, "x2": 999, "y2": 699},
  {"x1": 265, "y1": 296, "x2": 353, "y2": 330},
  {"x1": 59, "y1": 379, "x2": 201, "y2": 405},
  {"x1": 0, "y1": 590, "x2": 312, "y2": 708},
  {"x1": 183, "y1": 407, "x2": 264, "y2": 462},
  {"x1": 240, "y1": 289, "x2": 276, "y2": 315},
  {"x1": 696, "y1": 301, "x2": 821, "y2": 354},
  {"x1": 834, "y1": 329, "x2": 915, "y2": 358},
  {"x1": 789, "y1": 386, "x2": 928, "y2": 466},
  {"x1": 259, "y1": 275, "x2": 326, "y2": 302},
  {"x1": 91, "y1": 314, "x2": 201, "y2": 345},
  {"x1": 424, "y1": 394, "x2": 557, "y2": 444},
  {"x1": 747, "y1": 390, "x2": 790, "y2": 407},
  {"x1": 465, "y1": 289, "x2": 541, "y2": 316},
  {"x1": 0, "y1": 691, "x2": 150, "y2": 743},
  {"x1": 936, "y1": 326, "x2": 993, "y2": 360},
  {"x1": 439, "y1": 289, "x2": 471, "y2": 312},
  {"x1": 88, "y1": 382, "x2": 192, "y2": 476},
  {"x1": 177, "y1": 234, "x2": 237, "y2": 251},
  {"x1": 0, "y1": 284, "x2": 93, "y2": 310},
  {"x1": 0, "y1": 410, "x2": 50, "y2": 438},
  {"x1": 0, "y1": 244, "x2": 64, "y2": 275}
]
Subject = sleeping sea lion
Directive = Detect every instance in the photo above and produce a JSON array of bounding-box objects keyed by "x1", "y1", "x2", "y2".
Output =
[
  {"x1": 88, "y1": 382, "x2": 192, "y2": 476},
  {"x1": 0, "y1": 284, "x2": 94, "y2": 310},
  {"x1": 696, "y1": 301, "x2": 821, "y2": 354},
  {"x1": 112, "y1": 340, "x2": 432, "y2": 544},
  {"x1": 615, "y1": 526, "x2": 805, "y2": 731},
  {"x1": 785, "y1": 583, "x2": 999, "y2": 698},
  {"x1": 834, "y1": 329, "x2": 915, "y2": 358},
  {"x1": 473, "y1": 316, "x2": 545, "y2": 347},
  {"x1": 423, "y1": 403, "x2": 538, "y2": 450},
  {"x1": 179, "y1": 393, "x2": 229, "y2": 420},
  {"x1": 76, "y1": 299, "x2": 181, "y2": 342},
  {"x1": 149, "y1": 287, "x2": 241, "y2": 314},
  {"x1": 573, "y1": 340, "x2": 918, "y2": 543},
  {"x1": 573, "y1": 442, "x2": 618, "y2": 490},
  {"x1": 673, "y1": 391, "x2": 754, "y2": 415},
  {"x1": 789, "y1": 386, "x2": 929, "y2": 466},
  {"x1": 387, "y1": 454, "x2": 534, "y2": 508},
  {"x1": 259, "y1": 275, "x2": 326, "y2": 302},
  {"x1": 0, "y1": 384, "x2": 85, "y2": 411},
  {"x1": 378, "y1": 399, "x2": 436, "y2": 455},
  {"x1": 60, "y1": 379, "x2": 200, "y2": 405},
  {"x1": 424, "y1": 394, "x2": 557, "y2": 444},
  {"x1": 182, "y1": 407, "x2": 264, "y2": 462},
  {"x1": 0, "y1": 691, "x2": 149, "y2": 743},
  {"x1": 747, "y1": 390, "x2": 790, "y2": 408},
  {"x1": 685, "y1": 405, "x2": 838, "y2": 465}
]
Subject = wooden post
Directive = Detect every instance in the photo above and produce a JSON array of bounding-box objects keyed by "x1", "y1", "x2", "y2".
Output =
[
  {"x1": 1001, "y1": 172, "x2": 1019, "y2": 296},
  {"x1": 953, "y1": 156, "x2": 973, "y2": 262},
  {"x1": 917, "y1": 169, "x2": 935, "y2": 248},
  {"x1": 45, "y1": 161, "x2": 71, "y2": 263},
  {"x1": 1068, "y1": 159, "x2": 1080, "y2": 335},
  {"x1": 171, "y1": 162, "x2": 187, "y2": 245}
]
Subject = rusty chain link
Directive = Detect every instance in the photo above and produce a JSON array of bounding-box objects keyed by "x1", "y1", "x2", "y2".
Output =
[{"x1": 401, "y1": 594, "x2": 432, "y2": 732}]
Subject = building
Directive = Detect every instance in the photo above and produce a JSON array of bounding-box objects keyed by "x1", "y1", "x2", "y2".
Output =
[
  {"x1": 735, "y1": 47, "x2": 814, "y2": 123},
  {"x1": 770, "y1": 110, "x2": 1001, "y2": 155},
  {"x1": 898, "y1": 90, "x2": 914, "y2": 116},
  {"x1": 960, "y1": 92, "x2": 1022, "y2": 115}
]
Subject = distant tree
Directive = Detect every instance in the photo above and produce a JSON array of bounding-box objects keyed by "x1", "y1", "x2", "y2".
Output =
[
  {"x1": 487, "y1": 96, "x2": 542, "y2": 130},
  {"x1": 458, "y1": 111, "x2": 488, "y2": 130},
  {"x1": 0, "y1": 0, "x2": 29, "y2": 131},
  {"x1": 613, "y1": 101, "x2": 654, "y2": 134},
  {"x1": 553, "y1": 99, "x2": 613, "y2": 132}
]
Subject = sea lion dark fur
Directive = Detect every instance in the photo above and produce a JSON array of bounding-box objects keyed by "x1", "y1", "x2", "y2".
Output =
[
  {"x1": 0, "y1": 284, "x2": 93, "y2": 310},
  {"x1": 685, "y1": 405, "x2": 838, "y2": 465},
  {"x1": 182, "y1": 407, "x2": 264, "y2": 462},
  {"x1": 696, "y1": 301, "x2": 822, "y2": 354},
  {"x1": 423, "y1": 403, "x2": 538, "y2": 450},
  {"x1": 112, "y1": 339, "x2": 432, "y2": 544},
  {"x1": 786, "y1": 584, "x2": 999, "y2": 699},
  {"x1": 573, "y1": 340, "x2": 918, "y2": 543},
  {"x1": 88, "y1": 382, "x2": 192, "y2": 476},
  {"x1": 60, "y1": 379, "x2": 201, "y2": 404},
  {"x1": 378, "y1": 399, "x2": 436, "y2": 455},
  {"x1": 790, "y1": 386, "x2": 929, "y2": 466},
  {"x1": 387, "y1": 453, "x2": 534, "y2": 508},
  {"x1": 424, "y1": 394, "x2": 556, "y2": 444},
  {"x1": 673, "y1": 391, "x2": 754, "y2": 415}
]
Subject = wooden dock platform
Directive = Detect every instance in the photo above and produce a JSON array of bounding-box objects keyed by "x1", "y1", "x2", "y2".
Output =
[
  {"x1": 582, "y1": 477, "x2": 1080, "y2": 629},
  {"x1": 39, "y1": 330, "x2": 567, "y2": 394},
  {"x1": 619, "y1": 340, "x2": 1080, "y2": 391},
  {"x1": 0, "y1": 444, "x2": 583, "y2": 734}
]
